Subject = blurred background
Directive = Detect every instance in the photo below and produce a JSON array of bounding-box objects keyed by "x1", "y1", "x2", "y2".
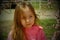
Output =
[{"x1": 0, "y1": 0, "x2": 59, "y2": 40}]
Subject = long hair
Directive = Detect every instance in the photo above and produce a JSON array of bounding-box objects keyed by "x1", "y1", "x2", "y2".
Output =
[{"x1": 11, "y1": 1, "x2": 38, "y2": 40}]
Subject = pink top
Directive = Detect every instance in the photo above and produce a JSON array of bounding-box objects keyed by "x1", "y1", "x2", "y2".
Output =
[
  {"x1": 7, "y1": 24, "x2": 47, "y2": 40},
  {"x1": 23, "y1": 24, "x2": 47, "y2": 40}
]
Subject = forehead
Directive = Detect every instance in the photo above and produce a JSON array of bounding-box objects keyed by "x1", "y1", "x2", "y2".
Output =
[{"x1": 19, "y1": 6, "x2": 34, "y2": 16}]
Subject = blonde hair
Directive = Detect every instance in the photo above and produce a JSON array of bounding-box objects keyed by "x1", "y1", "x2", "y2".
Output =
[{"x1": 11, "y1": 1, "x2": 38, "y2": 40}]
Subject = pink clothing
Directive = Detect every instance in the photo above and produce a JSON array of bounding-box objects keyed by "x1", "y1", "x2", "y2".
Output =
[
  {"x1": 23, "y1": 24, "x2": 47, "y2": 40},
  {"x1": 7, "y1": 24, "x2": 47, "y2": 40}
]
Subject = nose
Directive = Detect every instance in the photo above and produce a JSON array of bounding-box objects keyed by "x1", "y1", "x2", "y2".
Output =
[{"x1": 26, "y1": 19, "x2": 29, "y2": 23}]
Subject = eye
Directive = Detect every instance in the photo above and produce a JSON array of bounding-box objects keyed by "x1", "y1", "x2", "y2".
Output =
[
  {"x1": 21, "y1": 17, "x2": 25, "y2": 19},
  {"x1": 29, "y1": 16, "x2": 33, "y2": 18}
]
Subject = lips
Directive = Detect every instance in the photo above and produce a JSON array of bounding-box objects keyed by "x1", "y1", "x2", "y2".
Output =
[
  {"x1": 26, "y1": 24, "x2": 32, "y2": 27},
  {"x1": 26, "y1": 24, "x2": 31, "y2": 26}
]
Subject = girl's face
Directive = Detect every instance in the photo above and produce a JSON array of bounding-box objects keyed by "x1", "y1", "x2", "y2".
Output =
[{"x1": 20, "y1": 7, "x2": 35, "y2": 28}]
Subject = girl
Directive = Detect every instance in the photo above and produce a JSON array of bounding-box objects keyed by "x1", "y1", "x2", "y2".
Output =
[{"x1": 7, "y1": 1, "x2": 47, "y2": 40}]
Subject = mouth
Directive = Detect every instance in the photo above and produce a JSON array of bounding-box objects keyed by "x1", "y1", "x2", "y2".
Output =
[
  {"x1": 26, "y1": 24, "x2": 30, "y2": 26},
  {"x1": 26, "y1": 24, "x2": 31, "y2": 26}
]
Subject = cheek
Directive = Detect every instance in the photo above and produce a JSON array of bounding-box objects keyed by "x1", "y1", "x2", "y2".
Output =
[
  {"x1": 33, "y1": 18, "x2": 35, "y2": 23},
  {"x1": 30, "y1": 17, "x2": 35, "y2": 24},
  {"x1": 20, "y1": 19, "x2": 25, "y2": 26}
]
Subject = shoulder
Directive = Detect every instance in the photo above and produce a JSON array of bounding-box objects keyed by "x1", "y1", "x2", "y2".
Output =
[
  {"x1": 33, "y1": 24, "x2": 43, "y2": 30},
  {"x1": 36, "y1": 25, "x2": 43, "y2": 30},
  {"x1": 36, "y1": 25, "x2": 45, "y2": 35},
  {"x1": 36, "y1": 25, "x2": 47, "y2": 40},
  {"x1": 7, "y1": 31, "x2": 13, "y2": 40},
  {"x1": 36, "y1": 25, "x2": 44, "y2": 33},
  {"x1": 8, "y1": 30, "x2": 13, "y2": 36},
  {"x1": 38, "y1": 25, "x2": 43, "y2": 29}
]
